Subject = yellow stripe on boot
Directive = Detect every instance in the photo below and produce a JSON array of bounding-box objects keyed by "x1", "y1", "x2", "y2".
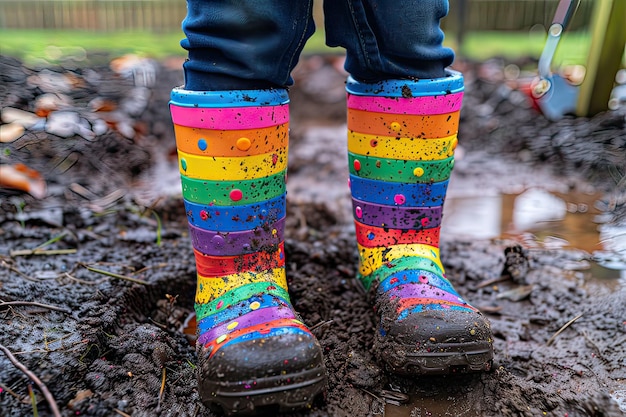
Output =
[
  {"x1": 196, "y1": 267, "x2": 288, "y2": 304},
  {"x1": 357, "y1": 243, "x2": 445, "y2": 277},
  {"x1": 348, "y1": 132, "x2": 457, "y2": 160},
  {"x1": 178, "y1": 148, "x2": 287, "y2": 181}
]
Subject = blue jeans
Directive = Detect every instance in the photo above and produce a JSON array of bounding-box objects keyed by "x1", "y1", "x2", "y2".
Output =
[{"x1": 181, "y1": 0, "x2": 454, "y2": 91}]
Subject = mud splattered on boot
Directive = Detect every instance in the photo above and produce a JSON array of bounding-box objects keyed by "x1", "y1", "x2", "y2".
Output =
[
  {"x1": 170, "y1": 88, "x2": 326, "y2": 415},
  {"x1": 346, "y1": 74, "x2": 494, "y2": 375}
]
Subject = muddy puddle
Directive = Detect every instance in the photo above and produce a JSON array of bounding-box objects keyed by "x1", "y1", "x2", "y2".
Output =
[{"x1": 444, "y1": 188, "x2": 626, "y2": 287}]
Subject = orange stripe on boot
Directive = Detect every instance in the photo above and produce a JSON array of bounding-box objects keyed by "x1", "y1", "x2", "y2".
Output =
[
  {"x1": 348, "y1": 109, "x2": 460, "y2": 139},
  {"x1": 174, "y1": 123, "x2": 289, "y2": 157}
]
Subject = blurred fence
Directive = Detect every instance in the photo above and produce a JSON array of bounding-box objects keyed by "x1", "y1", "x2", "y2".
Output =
[
  {"x1": 0, "y1": 0, "x2": 185, "y2": 31},
  {"x1": 0, "y1": 0, "x2": 593, "y2": 32}
]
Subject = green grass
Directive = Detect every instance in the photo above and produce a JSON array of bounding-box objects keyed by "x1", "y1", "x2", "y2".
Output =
[
  {"x1": 0, "y1": 28, "x2": 590, "y2": 67},
  {"x1": 0, "y1": 30, "x2": 187, "y2": 64},
  {"x1": 453, "y1": 31, "x2": 590, "y2": 67}
]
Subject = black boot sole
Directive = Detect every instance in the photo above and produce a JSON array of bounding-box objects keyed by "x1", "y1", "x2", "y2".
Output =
[
  {"x1": 201, "y1": 366, "x2": 327, "y2": 416},
  {"x1": 379, "y1": 340, "x2": 494, "y2": 375}
]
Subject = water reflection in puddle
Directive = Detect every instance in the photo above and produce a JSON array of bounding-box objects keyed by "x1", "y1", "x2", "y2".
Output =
[
  {"x1": 386, "y1": 187, "x2": 626, "y2": 415},
  {"x1": 384, "y1": 392, "x2": 481, "y2": 417},
  {"x1": 443, "y1": 187, "x2": 626, "y2": 285}
]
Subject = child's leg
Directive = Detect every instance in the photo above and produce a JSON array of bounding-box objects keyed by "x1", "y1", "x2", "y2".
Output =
[
  {"x1": 325, "y1": 0, "x2": 494, "y2": 374},
  {"x1": 170, "y1": 88, "x2": 326, "y2": 414},
  {"x1": 346, "y1": 74, "x2": 493, "y2": 374},
  {"x1": 173, "y1": 1, "x2": 325, "y2": 414}
]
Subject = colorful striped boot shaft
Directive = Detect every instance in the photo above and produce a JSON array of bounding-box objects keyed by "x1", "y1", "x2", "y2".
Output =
[
  {"x1": 347, "y1": 73, "x2": 494, "y2": 374},
  {"x1": 170, "y1": 88, "x2": 326, "y2": 415}
]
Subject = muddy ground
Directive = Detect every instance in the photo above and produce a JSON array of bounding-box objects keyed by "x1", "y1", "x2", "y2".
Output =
[{"x1": 1, "y1": 53, "x2": 625, "y2": 417}]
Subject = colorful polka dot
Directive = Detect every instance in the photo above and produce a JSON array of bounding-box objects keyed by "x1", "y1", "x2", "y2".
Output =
[
  {"x1": 355, "y1": 206, "x2": 363, "y2": 218},
  {"x1": 216, "y1": 334, "x2": 227, "y2": 344},
  {"x1": 181, "y1": 158, "x2": 187, "y2": 171},
  {"x1": 367, "y1": 232, "x2": 375, "y2": 240},
  {"x1": 236, "y1": 137, "x2": 252, "y2": 151},
  {"x1": 394, "y1": 194, "x2": 406, "y2": 205},
  {"x1": 370, "y1": 139, "x2": 378, "y2": 147},
  {"x1": 353, "y1": 159, "x2": 361, "y2": 171},
  {"x1": 250, "y1": 301, "x2": 261, "y2": 310},
  {"x1": 389, "y1": 122, "x2": 401, "y2": 132},
  {"x1": 211, "y1": 235, "x2": 225, "y2": 247},
  {"x1": 200, "y1": 210, "x2": 209, "y2": 220},
  {"x1": 227, "y1": 322, "x2": 239, "y2": 330},
  {"x1": 421, "y1": 218, "x2": 430, "y2": 227},
  {"x1": 229, "y1": 189, "x2": 243, "y2": 201},
  {"x1": 197, "y1": 138, "x2": 207, "y2": 151},
  {"x1": 413, "y1": 167, "x2": 425, "y2": 177}
]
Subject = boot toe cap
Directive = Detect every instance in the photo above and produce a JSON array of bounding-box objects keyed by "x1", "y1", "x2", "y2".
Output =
[
  {"x1": 197, "y1": 329, "x2": 327, "y2": 413},
  {"x1": 376, "y1": 308, "x2": 494, "y2": 374}
]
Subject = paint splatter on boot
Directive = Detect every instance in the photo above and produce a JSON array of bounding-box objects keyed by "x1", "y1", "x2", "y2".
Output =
[
  {"x1": 170, "y1": 88, "x2": 326, "y2": 415},
  {"x1": 346, "y1": 73, "x2": 494, "y2": 375}
]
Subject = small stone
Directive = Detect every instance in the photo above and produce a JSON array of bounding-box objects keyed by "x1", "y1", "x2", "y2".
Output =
[
  {"x1": 45, "y1": 111, "x2": 80, "y2": 137},
  {"x1": 0, "y1": 122, "x2": 25, "y2": 143},
  {"x1": 121, "y1": 87, "x2": 150, "y2": 116},
  {"x1": 0, "y1": 163, "x2": 46, "y2": 198},
  {"x1": 35, "y1": 93, "x2": 73, "y2": 116},
  {"x1": 1, "y1": 107, "x2": 42, "y2": 128},
  {"x1": 91, "y1": 119, "x2": 108, "y2": 136},
  {"x1": 27, "y1": 69, "x2": 73, "y2": 93}
]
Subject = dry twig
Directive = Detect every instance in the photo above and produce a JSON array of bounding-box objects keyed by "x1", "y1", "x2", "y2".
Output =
[
  {"x1": 0, "y1": 301, "x2": 71, "y2": 315},
  {"x1": 0, "y1": 343, "x2": 61, "y2": 417},
  {"x1": 80, "y1": 264, "x2": 147, "y2": 285},
  {"x1": 10, "y1": 249, "x2": 77, "y2": 257},
  {"x1": 546, "y1": 313, "x2": 584, "y2": 346},
  {"x1": 156, "y1": 367, "x2": 167, "y2": 412}
]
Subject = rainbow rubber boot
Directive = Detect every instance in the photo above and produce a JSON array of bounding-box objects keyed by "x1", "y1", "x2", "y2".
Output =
[
  {"x1": 170, "y1": 88, "x2": 326, "y2": 415},
  {"x1": 346, "y1": 72, "x2": 494, "y2": 375}
]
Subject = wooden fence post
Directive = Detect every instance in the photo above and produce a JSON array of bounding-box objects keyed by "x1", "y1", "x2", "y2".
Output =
[{"x1": 576, "y1": 0, "x2": 626, "y2": 117}]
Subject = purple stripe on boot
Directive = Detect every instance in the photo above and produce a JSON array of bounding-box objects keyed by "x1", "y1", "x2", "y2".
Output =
[
  {"x1": 352, "y1": 198, "x2": 442, "y2": 229},
  {"x1": 198, "y1": 306, "x2": 296, "y2": 345},
  {"x1": 189, "y1": 217, "x2": 285, "y2": 256}
]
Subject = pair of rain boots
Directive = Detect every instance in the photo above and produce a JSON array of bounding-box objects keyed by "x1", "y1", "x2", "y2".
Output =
[{"x1": 169, "y1": 72, "x2": 493, "y2": 416}]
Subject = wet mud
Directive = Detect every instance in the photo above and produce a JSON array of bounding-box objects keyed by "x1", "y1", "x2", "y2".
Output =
[{"x1": 1, "y1": 54, "x2": 625, "y2": 417}]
